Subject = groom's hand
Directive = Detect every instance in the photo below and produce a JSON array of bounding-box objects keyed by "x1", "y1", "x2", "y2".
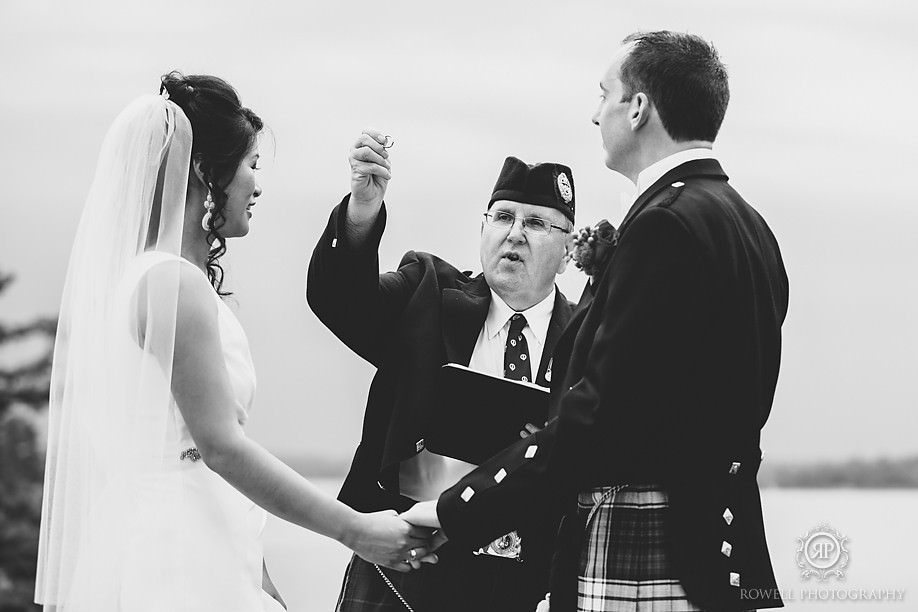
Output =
[
  {"x1": 399, "y1": 500, "x2": 442, "y2": 529},
  {"x1": 346, "y1": 509, "x2": 438, "y2": 573},
  {"x1": 399, "y1": 500, "x2": 449, "y2": 562}
]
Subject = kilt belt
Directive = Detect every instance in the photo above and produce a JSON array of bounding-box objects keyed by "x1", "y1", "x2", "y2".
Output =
[{"x1": 576, "y1": 484, "x2": 703, "y2": 612}]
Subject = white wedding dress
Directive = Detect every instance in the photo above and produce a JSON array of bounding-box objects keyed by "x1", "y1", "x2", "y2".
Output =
[
  {"x1": 37, "y1": 95, "x2": 286, "y2": 612},
  {"x1": 117, "y1": 252, "x2": 285, "y2": 612}
]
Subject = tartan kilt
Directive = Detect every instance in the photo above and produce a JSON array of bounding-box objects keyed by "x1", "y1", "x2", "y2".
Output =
[
  {"x1": 335, "y1": 554, "x2": 415, "y2": 612},
  {"x1": 576, "y1": 485, "x2": 702, "y2": 612}
]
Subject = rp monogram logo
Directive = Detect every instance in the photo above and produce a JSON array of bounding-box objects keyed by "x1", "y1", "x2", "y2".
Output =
[
  {"x1": 796, "y1": 525, "x2": 849, "y2": 581},
  {"x1": 810, "y1": 539, "x2": 836, "y2": 562}
]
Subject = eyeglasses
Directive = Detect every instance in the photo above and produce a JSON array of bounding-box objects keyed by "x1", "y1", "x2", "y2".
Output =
[{"x1": 483, "y1": 211, "x2": 571, "y2": 236}]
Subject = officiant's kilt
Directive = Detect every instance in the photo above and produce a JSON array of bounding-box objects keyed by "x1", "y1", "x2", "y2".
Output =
[
  {"x1": 576, "y1": 485, "x2": 704, "y2": 612},
  {"x1": 335, "y1": 533, "x2": 552, "y2": 612}
]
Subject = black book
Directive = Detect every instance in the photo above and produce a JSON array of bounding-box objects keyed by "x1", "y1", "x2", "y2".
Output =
[{"x1": 425, "y1": 363, "x2": 550, "y2": 465}]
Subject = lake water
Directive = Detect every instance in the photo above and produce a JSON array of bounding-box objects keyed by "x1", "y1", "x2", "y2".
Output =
[{"x1": 264, "y1": 482, "x2": 916, "y2": 611}]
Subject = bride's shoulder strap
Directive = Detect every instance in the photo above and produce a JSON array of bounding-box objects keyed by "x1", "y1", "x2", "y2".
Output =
[{"x1": 125, "y1": 252, "x2": 214, "y2": 345}]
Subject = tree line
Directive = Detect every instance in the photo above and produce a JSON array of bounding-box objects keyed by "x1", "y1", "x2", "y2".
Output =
[{"x1": 1, "y1": 271, "x2": 54, "y2": 612}]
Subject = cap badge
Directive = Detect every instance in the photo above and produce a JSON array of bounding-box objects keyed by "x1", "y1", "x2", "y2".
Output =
[{"x1": 557, "y1": 173, "x2": 573, "y2": 204}]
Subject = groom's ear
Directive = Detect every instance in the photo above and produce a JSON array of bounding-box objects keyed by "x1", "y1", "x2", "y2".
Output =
[{"x1": 629, "y1": 92, "x2": 652, "y2": 131}]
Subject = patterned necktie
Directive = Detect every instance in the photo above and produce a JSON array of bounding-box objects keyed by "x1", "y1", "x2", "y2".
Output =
[
  {"x1": 474, "y1": 312, "x2": 532, "y2": 562},
  {"x1": 503, "y1": 313, "x2": 532, "y2": 383}
]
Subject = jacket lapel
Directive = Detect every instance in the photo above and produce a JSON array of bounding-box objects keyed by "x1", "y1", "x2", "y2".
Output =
[
  {"x1": 441, "y1": 275, "x2": 491, "y2": 365},
  {"x1": 572, "y1": 279, "x2": 595, "y2": 318},
  {"x1": 551, "y1": 283, "x2": 592, "y2": 381},
  {"x1": 536, "y1": 289, "x2": 574, "y2": 386}
]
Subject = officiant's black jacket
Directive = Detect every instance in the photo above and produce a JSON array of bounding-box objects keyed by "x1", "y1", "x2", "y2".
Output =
[
  {"x1": 307, "y1": 196, "x2": 574, "y2": 611},
  {"x1": 437, "y1": 159, "x2": 789, "y2": 611}
]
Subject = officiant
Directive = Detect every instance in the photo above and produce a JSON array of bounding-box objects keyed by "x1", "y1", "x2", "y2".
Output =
[{"x1": 306, "y1": 131, "x2": 575, "y2": 612}]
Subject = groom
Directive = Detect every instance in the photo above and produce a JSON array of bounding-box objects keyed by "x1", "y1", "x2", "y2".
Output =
[
  {"x1": 307, "y1": 136, "x2": 576, "y2": 611},
  {"x1": 404, "y1": 31, "x2": 789, "y2": 612}
]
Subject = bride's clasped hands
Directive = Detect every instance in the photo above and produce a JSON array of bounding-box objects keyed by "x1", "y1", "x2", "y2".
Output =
[
  {"x1": 398, "y1": 500, "x2": 449, "y2": 568},
  {"x1": 342, "y1": 508, "x2": 442, "y2": 571}
]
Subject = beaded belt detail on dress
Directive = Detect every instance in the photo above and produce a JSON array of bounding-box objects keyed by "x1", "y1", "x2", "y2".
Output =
[{"x1": 180, "y1": 448, "x2": 201, "y2": 462}]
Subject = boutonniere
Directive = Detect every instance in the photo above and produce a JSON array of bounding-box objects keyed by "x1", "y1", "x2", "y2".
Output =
[{"x1": 570, "y1": 219, "x2": 619, "y2": 280}]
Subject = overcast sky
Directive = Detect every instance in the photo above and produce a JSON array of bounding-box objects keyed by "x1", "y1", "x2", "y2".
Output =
[{"x1": 2, "y1": 0, "x2": 916, "y2": 464}]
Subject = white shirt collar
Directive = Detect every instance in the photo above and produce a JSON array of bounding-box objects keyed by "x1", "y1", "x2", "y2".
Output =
[
  {"x1": 485, "y1": 288, "x2": 556, "y2": 347},
  {"x1": 633, "y1": 148, "x2": 717, "y2": 202}
]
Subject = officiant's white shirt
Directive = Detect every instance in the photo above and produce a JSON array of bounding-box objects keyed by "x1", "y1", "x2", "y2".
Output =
[{"x1": 399, "y1": 288, "x2": 556, "y2": 502}]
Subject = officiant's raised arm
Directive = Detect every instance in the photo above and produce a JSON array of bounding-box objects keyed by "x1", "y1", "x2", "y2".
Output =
[
  {"x1": 345, "y1": 129, "x2": 391, "y2": 246},
  {"x1": 306, "y1": 140, "x2": 578, "y2": 612}
]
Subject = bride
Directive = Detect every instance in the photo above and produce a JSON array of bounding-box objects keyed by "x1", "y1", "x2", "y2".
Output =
[{"x1": 35, "y1": 72, "x2": 435, "y2": 611}]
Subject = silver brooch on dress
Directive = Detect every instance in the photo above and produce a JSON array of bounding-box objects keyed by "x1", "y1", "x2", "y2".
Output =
[{"x1": 180, "y1": 447, "x2": 201, "y2": 462}]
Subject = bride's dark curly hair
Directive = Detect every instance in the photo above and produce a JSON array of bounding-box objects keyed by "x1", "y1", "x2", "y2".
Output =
[{"x1": 160, "y1": 71, "x2": 263, "y2": 296}]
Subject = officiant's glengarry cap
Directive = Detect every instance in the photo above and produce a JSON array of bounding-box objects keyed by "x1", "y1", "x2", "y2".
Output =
[{"x1": 488, "y1": 156, "x2": 575, "y2": 223}]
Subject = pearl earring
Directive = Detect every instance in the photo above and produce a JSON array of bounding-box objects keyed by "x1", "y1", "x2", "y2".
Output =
[{"x1": 201, "y1": 190, "x2": 215, "y2": 230}]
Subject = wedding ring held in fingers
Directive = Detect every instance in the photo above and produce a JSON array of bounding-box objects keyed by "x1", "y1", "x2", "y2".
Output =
[
  {"x1": 408, "y1": 548, "x2": 418, "y2": 561},
  {"x1": 383, "y1": 135, "x2": 395, "y2": 149}
]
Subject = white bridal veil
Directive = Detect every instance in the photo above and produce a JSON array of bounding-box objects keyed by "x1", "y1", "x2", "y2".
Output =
[{"x1": 36, "y1": 93, "x2": 193, "y2": 610}]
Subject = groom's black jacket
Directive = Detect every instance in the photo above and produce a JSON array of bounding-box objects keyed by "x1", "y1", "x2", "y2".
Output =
[
  {"x1": 437, "y1": 159, "x2": 788, "y2": 612},
  {"x1": 307, "y1": 196, "x2": 573, "y2": 612}
]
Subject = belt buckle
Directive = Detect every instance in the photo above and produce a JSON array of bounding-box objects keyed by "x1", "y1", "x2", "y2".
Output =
[{"x1": 474, "y1": 531, "x2": 522, "y2": 561}]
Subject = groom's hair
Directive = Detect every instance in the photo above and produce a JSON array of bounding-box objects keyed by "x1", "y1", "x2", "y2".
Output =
[{"x1": 619, "y1": 31, "x2": 730, "y2": 143}]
